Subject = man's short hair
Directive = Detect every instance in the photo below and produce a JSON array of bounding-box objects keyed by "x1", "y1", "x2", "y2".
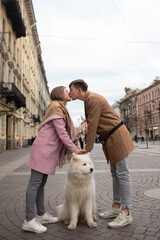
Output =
[{"x1": 69, "y1": 79, "x2": 88, "y2": 92}]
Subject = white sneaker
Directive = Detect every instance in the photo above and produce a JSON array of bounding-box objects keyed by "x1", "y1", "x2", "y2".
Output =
[
  {"x1": 108, "y1": 210, "x2": 133, "y2": 228},
  {"x1": 37, "y1": 212, "x2": 58, "y2": 224},
  {"x1": 99, "y1": 207, "x2": 121, "y2": 219},
  {"x1": 22, "y1": 218, "x2": 47, "y2": 233}
]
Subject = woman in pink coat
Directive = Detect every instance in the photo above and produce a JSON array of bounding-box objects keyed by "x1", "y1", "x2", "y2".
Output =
[{"x1": 22, "y1": 86, "x2": 81, "y2": 234}]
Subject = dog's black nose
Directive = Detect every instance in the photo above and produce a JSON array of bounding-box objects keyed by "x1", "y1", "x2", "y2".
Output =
[{"x1": 90, "y1": 168, "x2": 93, "y2": 172}]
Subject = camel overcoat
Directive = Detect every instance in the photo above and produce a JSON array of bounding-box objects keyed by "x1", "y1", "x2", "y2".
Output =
[{"x1": 84, "y1": 91, "x2": 135, "y2": 164}]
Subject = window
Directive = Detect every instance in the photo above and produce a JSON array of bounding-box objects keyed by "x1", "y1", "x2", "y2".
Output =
[
  {"x1": 8, "y1": 68, "x2": 11, "y2": 82},
  {"x1": 2, "y1": 19, "x2": 6, "y2": 41},
  {"x1": 14, "y1": 76, "x2": 16, "y2": 84},
  {"x1": 2, "y1": 61, "x2": 6, "y2": 82},
  {"x1": 155, "y1": 116, "x2": 157, "y2": 124},
  {"x1": 1, "y1": 115, "x2": 5, "y2": 136},
  {"x1": 153, "y1": 116, "x2": 155, "y2": 124},
  {"x1": 16, "y1": 119, "x2": 19, "y2": 136},
  {"x1": 17, "y1": 48, "x2": 19, "y2": 65},
  {"x1": 149, "y1": 104, "x2": 151, "y2": 111},
  {"x1": 13, "y1": 40, "x2": 16, "y2": 59},
  {"x1": 8, "y1": 31, "x2": 11, "y2": 50},
  {"x1": 153, "y1": 103, "x2": 155, "y2": 111}
]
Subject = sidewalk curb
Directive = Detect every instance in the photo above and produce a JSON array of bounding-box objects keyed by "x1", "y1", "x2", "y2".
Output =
[{"x1": 0, "y1": 154, "x2": 29, "y2": 180}]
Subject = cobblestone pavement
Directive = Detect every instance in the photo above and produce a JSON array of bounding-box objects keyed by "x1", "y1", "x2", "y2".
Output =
[{"x1": 0, "y1": 142, "x2": 160, "y2": 240}]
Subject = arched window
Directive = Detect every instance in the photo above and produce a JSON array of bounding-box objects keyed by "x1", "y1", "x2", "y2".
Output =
[{"x1": 2, "y1": 61, "x2": 6, "y2": 82}]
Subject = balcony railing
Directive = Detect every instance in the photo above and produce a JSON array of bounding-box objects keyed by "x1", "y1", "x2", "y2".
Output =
[
  {"x1": 2, "y1": 0, "x2": 26, "y2": 38},
  {"x1": 0, "y1": 82, "x2": 26, "y2": 108}
]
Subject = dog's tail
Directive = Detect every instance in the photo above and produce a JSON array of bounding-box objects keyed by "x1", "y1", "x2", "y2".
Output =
[
  {"x1": 57, "y1": 204, "x2": 63, "y2": 217},
  {"x1": 57, "y1": 204, "x2": 69, "y2": 221}
]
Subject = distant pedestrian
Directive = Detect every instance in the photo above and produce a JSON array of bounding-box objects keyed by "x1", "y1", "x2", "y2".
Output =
[
  {"x1": 141, "y1": 135, "x2": 144, "y2": 143},
  {"x1": 79, "y1": 132, "x2": 85, "y2": 149},
  {"x1": 134, "y1": 135, "x2": 138, "y2": 143},
  {"x1": 69, "y1": 79, "x2": 134, "y2": 229},
  {"x1": 22, "y1": 86, "x2": 81, "y2": 234}
]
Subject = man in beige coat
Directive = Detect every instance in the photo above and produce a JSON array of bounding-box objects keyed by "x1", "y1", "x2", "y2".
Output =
[{"x1": 69, "y1": 79, "x2": 135, "y2": 229}]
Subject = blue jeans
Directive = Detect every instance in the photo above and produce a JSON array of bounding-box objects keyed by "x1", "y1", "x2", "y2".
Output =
[
  {"x1": 110, "y1": 156, "x2": 132, "y2": 209},
  {"x1": 26, "y1": 169, "x2": 48, "y2": 220}
]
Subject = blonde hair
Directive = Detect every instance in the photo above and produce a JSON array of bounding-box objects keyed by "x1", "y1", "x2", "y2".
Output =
[{"x1": 50, "y1": 86, "x2": 65, "y2": 101}]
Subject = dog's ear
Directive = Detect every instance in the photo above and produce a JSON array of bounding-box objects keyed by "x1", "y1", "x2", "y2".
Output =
[
  {"x1": 72, "y1": 153, "x2": 79, "y2": 161},
  {"x1": 86, "y1": 152, "x2": 90, "y2": 157}
]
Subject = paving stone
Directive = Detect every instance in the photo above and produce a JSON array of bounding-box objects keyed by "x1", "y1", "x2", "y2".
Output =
[
  {"x1": 134, "y1": 227, "x2": 147, "y2": 234},
  {"x1": 0, "y1": 143, "x2": 160, "y2": 240},
  {"x1": 145, "y1": 231, "x2": 156, "y2": 236},
  {"x1": 132, "y1": 233, "x2": 146, "y2": 239},
  {"x1": 144, "y1": 236, "x2": 159, "y2": 240}
]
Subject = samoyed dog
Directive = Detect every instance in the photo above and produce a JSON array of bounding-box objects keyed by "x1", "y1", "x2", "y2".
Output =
[{"x1": 57, "y1": 153, "x2": 97, "y2": 230}]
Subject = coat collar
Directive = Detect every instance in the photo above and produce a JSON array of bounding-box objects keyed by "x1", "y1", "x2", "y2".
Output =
[{"x1": 83, "y1": 90, "x2": 91, "y2": 102}]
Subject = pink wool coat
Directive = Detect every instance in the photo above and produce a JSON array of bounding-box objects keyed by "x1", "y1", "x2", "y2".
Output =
[{"x1": 27, "y1": 114, "x2": 77, "y2": 175}]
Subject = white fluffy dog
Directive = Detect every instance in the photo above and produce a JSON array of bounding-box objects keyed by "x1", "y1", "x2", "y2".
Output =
[{"x1": 57, "y1": 153, "x2": 97, "y2": 230}]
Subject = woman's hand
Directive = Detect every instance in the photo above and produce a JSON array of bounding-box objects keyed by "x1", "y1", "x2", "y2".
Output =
[
  {"x1": 73, "y1": 149, "x2": 88, "y2": 154},
  {"x1": 74, "y1": 149, "x2": 82, "y2": 154},
  {"x1": 79, "y1": 149, "x2": 88, "y2": 154}
]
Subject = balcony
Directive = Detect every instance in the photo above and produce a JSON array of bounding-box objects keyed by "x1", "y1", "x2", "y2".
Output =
[
  {"x1": 2, "y1": 0, "x2": 26, "y2": 38},
  {"x1": 144, "y1": 110, "x2": 151, "y2": 115},
  {"x1": 0, "y1": 82, "x2": 26, "y2": 108}
]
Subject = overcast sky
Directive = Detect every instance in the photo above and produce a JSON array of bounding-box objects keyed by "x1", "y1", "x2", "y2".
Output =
[{"x1": 32, "y1": 0, "x2": 160, "y2": 126}]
